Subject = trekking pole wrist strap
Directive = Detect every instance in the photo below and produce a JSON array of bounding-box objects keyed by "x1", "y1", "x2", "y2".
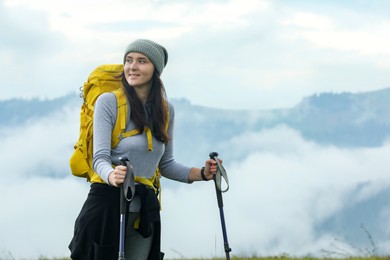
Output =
[{"x1": 200, "y1": 167, "x2": 209, "y2": 181}]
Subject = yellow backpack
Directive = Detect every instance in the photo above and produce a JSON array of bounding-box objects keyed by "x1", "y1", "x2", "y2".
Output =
[{"x1": 70, "y1": 64, "x2": 166, "y2": 191}]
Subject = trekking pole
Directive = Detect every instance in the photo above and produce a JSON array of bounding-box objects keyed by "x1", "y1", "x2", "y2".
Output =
[
  {"x1": 118, "y1": 156, "x2": 136, "y2": 260},
  {"x1": 209, "y1": 152, "x2": 231, "y2": 260},
  {"x1": 118, "y1": 157, "x2": 128, "y2": 260}
]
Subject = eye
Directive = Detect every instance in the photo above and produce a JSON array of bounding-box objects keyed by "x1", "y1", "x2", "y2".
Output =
[
  {"x1": 126, "y1": 58, "x2": 133, "y2": 63},
  {"x1": 139, "y1": 59, "x2": 146, "y2": 64}
]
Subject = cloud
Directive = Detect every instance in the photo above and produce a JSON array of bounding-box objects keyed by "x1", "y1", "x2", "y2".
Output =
[
  {"x1": 1, "y1": 0, "x2": 390, "y2": 110},
  {"x1": 0, "y1": 177, "x2": 89, "y2": 259},
  {"x1": 0, "y1": 104, "x2": 390, "y2": 259},
  {"x1": 161, "y1": 129, "x2": 390, "y2": 258},
  {"x1": 0, "y1": 0, "x2": 74, "y2": 101},
  {"x1": 5, "y1": 0, "x2": 268, "y2": 41},
  {"x1": 0, "y1": 105, "x2": 79, "y2": 180},
  {"x1": 0, "y1": 0, "x2": 64, "y2": 55},
  {"x1": 282, "y1": 10, "x2": 390, "y2": 56},
  {"x1": 0, "y1": 103, "x2": 86, "y2": 259}
]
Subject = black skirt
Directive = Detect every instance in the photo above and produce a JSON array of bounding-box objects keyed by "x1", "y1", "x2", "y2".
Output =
[
  {"x1": 69, "y1": 183, "x2": 121, "y2": 260},
  {"x1": 68, "y1": 183, "x2": 163, "y2": 260}
]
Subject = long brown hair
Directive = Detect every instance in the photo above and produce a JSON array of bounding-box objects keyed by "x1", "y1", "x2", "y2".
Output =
[{"x1": 121, "y1": 71, "x2": 170, "y2": 143}]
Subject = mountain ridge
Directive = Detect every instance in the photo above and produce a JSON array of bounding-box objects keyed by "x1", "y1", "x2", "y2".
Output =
[{"x1": 1, "y1": 87, "x2": 389, "y2": 150}]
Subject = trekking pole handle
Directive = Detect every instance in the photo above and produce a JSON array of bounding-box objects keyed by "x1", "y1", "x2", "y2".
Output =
[
  {"x1": 209, "y1": 152, "x2": 223, "y2": 208},
  {"x1": 119, "y1": 156, "x2": 129, "y2": 166},
  {"x1": 118, "y1": 157, "x2": 129, "y2": 214},
  {"x1": 208, "y1": 152, "x2": 219, "y2": 179},
  {"x1": 209, "y1": 152, "x2": 219, "y2": 160}
]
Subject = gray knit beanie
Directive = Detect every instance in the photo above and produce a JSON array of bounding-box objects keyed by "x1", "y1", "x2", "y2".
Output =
[{"x1": 123, "y1": 39, "x2": 168, "y2": 76}]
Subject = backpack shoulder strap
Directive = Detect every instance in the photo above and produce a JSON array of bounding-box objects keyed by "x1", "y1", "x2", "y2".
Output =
[
  {"x1": 111, "y1": 88, "x2": 128, "y2": 148},
  {"x1": 111, "y1": 87, "x2": 149, "y2": 148},
  {"x1": 111, "y1": 91, "x2": 171, "y2": 151}
]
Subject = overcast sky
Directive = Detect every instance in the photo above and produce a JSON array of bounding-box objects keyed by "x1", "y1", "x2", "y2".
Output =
[{"x1": 1, "y1": 0, "x2": 390, "y2": 109}]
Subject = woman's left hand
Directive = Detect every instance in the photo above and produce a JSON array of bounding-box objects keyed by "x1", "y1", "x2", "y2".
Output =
[{"x1": 188, "y1": 158, "x2": 223, "y2": 182}]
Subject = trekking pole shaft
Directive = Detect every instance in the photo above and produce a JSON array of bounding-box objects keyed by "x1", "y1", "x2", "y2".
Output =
[
  {"x1": 118, "y1": 186, "x2": 126, "y2": 260},
  {"x1": 118, "y1": 157, "x2": 129, "y2": 260},
  {"x1": 209, "y1": 152, "x2": 231, "y2": 259},
  {"x1": 216, "y1": 187, "x2": 231, "y2": 259}
]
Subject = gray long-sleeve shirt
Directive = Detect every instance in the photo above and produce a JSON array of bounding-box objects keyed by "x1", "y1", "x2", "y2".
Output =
[{"x1": 92, "y1": 92, "x2": 192, "y2": 188}]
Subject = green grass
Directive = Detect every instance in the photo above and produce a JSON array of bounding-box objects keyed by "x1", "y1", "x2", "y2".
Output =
[
  {"x1": 36, "y1": 257, "x2": 390, "y2": 260},
  {"x1": 163, "y1": 257, "x2": 390, "y2": 260}
]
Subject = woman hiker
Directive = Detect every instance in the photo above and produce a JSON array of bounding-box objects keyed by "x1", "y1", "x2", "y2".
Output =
[{"x1": 69, "y1": 39, "x2": 221, "y2": 260}]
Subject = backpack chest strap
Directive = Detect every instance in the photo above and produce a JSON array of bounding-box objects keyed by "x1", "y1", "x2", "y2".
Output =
[{"x1": 119, "y1": 127, "x2": 153, "y2": 151}]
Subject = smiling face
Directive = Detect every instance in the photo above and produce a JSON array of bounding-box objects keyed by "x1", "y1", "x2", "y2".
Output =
[{"x1": 124, "y1": 52, "x2": 155, "y2": 89}]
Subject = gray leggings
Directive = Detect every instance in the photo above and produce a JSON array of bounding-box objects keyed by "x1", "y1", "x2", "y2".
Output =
[{"x1": 124, "y1": 212, "x2": 154, "y2": 260}]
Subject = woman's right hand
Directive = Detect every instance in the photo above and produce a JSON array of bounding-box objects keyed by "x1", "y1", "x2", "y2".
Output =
[{"x1": 108, "y1": 165, "x2": 127, "y2": 187}]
